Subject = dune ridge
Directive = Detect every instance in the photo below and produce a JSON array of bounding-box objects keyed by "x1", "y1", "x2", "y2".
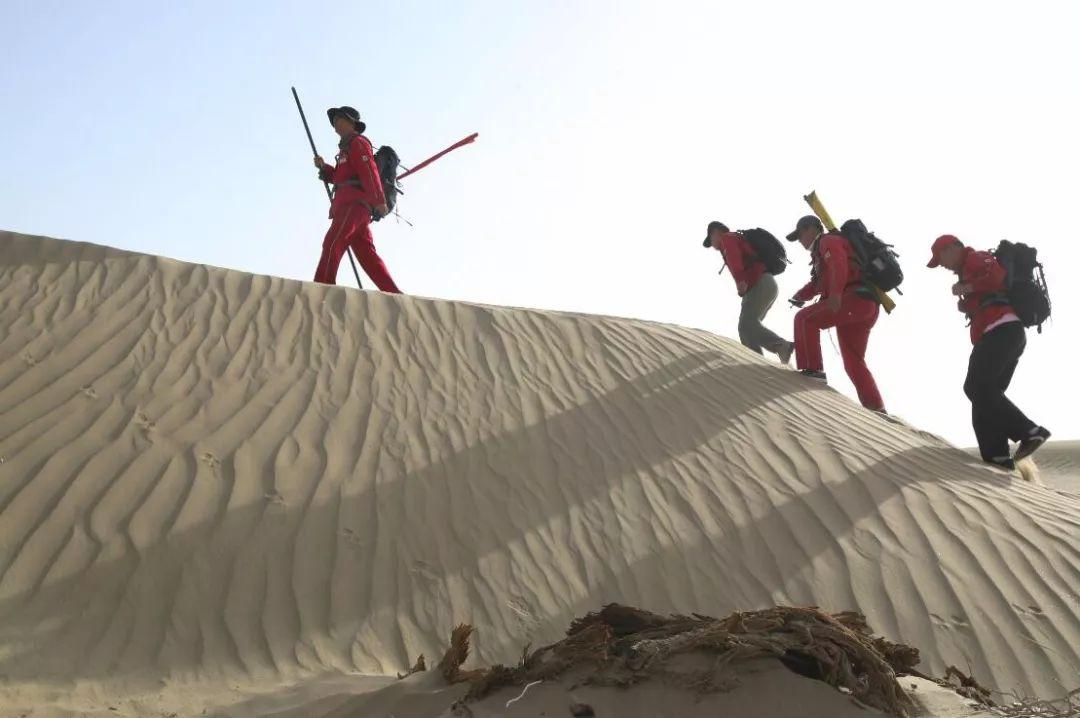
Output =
[
  {"x1": 1033, "y1": 441, "x2": 1080, "y2": 493},
  {"x1": 0, "y1": 231, "x2": 1077, "y2": 716}
]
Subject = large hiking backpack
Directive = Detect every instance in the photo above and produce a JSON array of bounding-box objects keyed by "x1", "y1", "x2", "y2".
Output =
[
  {"x1": 992, "y1": 240, "x2": 1051, "y2": 332},
  {"x1": 738, "y1": 228, "x2": 789, "y2": 275},
  {"x1": 839, "y1": 219, "x2": 904, "y2": 293},
  {"x1": 372, "y1": 145, "x2": 402, "y2": 221}
]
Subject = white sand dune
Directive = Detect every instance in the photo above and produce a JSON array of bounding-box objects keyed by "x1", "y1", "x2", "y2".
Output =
[{"x1": 1, "y1": 231, "x2": 1078, "y2": 717}]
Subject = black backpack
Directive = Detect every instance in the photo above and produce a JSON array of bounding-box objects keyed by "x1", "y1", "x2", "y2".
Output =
[
  {"x1": 839, "y1": 219, "x2": 904, "y2": 293},
  {"x1": 737, "y1": 228, "x2": 789, "y2": 275},
  {"x1": 992, "y1": 240, "x2": 1051, "y2": 332},
  {"x1": 372, "y1": 144, "x2": 402, "y2": 221}
]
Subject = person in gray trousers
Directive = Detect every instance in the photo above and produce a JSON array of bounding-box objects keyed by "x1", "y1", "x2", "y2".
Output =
[{"x1": 704, "y1": 221, "x2": 794, "y2": 363}]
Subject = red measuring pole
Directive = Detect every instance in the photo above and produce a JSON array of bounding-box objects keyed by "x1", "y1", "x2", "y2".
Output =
[{"x1": 397, "y1": 133, "x2": 479, "y2": 181}]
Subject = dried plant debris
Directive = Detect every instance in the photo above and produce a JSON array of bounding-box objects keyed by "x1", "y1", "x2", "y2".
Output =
[
  {"x1": 991, "y1": 687, "x2": 1080, "y2": 717},
  {"x1": 398, "y1": 654, "x2": 427, "y2": 679},
  {"x1": 457, "y1": 604, "x2": 920, "y2": 717},
  {"x1": 943, "y1": 665, "x2": 995, "y2": 706},
  {"x1": 426, "y1": 604, "x2": 1076, "y2": 718},
  {"x1": 438, "y1": 624, "x2": 484, "y2": 684}
]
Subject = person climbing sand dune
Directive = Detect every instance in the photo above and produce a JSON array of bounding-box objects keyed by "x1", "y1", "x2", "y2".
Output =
[
  {"x1": 927, "y1": 234, "x2": 1050, "y2": 470},
  {"x1": 703, "y1": 221, "x2": 794, "y2": 363},
  {"x1": 786, "y1": 215, "x2": 885, "y2": 413}
]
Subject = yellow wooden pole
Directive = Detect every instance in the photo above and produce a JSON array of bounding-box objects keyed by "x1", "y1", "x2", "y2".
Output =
[{"x1": 802, "y1": 191, "x2": 896, "y2": 314}]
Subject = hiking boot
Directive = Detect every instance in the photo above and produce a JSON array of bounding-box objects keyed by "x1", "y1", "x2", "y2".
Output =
[
  {"x1": 1014, "y1": 426, "x2": 1051, "y2": 462},
  {"x1": 988, "y1": 456, "x2": 1016, "y2": 472},
  {"x1": 799, "y1": 369, "x2": 827, "y2": 382},
  {"x1": 776, "y1": 341, "x2": 795, "y2": 365}
]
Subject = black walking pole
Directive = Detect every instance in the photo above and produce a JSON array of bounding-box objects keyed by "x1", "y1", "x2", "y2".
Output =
[{"x1": 291, "y1": 86, "x2": 364, "y2": 289}]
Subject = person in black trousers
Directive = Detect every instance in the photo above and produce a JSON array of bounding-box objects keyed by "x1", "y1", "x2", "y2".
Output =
[{"x1": 927, "y1": 235, "x2": 1051, "y2": 470}]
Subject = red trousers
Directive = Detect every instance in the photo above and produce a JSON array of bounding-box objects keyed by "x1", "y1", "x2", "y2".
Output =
[
  {"x1": 794, "y1": 293, "x2": 884, "y2": 411},
  {"x1": 314, "y1": 204, "x2": 401, "y2": 293}
]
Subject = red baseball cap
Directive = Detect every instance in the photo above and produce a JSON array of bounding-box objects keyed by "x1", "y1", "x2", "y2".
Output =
[{"x1": 927, "y1": 234, "x2": 961, "y2": 268}]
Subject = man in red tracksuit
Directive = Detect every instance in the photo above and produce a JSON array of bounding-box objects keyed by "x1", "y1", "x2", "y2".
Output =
[
  {"x1": 313, "y1": 106, "x2": 401, "y2": 292},
  {"x1": 703, "y1": 221, "x2": 794, "y2": 362},
  {"x1": 927, "y1": 234, "x2": 1050, "y2": 469},
  {"x1": 786, "y1": 215, "x2": 885, "y2": 412}
]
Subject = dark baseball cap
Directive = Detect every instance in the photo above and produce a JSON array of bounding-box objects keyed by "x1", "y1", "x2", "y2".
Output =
[
  {"x1": 702, "y1": 221, "x2": 729, "y2": 247},
  {"x1": 786, "y1": 215, "x2": 823, "y2": 242}
]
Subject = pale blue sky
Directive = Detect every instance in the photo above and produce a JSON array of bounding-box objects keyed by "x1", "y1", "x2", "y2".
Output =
[{"x1": 2, "y1": 0, "x2": 1077, "y2": 447}]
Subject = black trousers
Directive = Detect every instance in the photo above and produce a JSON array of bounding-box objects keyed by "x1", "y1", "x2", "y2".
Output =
[{"x1": 964, "y1": 322, "x2": 1036, "y2": 462}]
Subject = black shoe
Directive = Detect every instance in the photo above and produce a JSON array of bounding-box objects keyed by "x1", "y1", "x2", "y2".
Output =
[
  {"x1": 988, "y1": 456, "x2": 1016, "y2": 471},
  {"x1": 1014, "y1": 426, "x2": 1051, "y2": 462},
  {"x1": 799, "y1": 369, "x2": 827, "y2": 382}
]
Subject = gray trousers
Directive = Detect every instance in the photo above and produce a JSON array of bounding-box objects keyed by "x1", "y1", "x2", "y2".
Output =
[{"x1": 738, "y1": 273, "x2": 788, "y2": 355}]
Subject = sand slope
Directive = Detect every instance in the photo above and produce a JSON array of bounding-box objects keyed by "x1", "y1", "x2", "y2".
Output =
[
  {"x1": 1, "y1": 231, "x2": 1078, "y2": 716},
  {"x1": 1034, "y1": 441, "x2": 1080, "y2": 494},
  {"x1": 240, "y1": 665, "x2": 996, "y2": 718}
]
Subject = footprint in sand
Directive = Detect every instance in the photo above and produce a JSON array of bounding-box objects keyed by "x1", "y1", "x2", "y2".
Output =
[
  {"x1": 930, "y1": 613, "x2": 972, "y2": 631},
  {"x1": 930, "y1": 613, "x2": 958, "y2": 630},
  {"x1": 507, "y1": 595, "x2": 544, "y2": 634},
  {"x1": 340, "y1": 528, "x2": 364, "y2": 547},
  {"x1": 1012, "y1": 603, "x2": 1047, "y2": 619},
  {"x1": 200, "y1": 452, "x2": 220, "y2": 470},
  {"x1": 264, "y1": 490, "x2": 286, "y2": 507},
  {"x1": 135, "y1": 410, "x2": 156, "y2": 431},
  {"x1": 81, "y1": 385, "x2": 98, "y2": 399},
  {"x1": 506, "y1": 597, "x2": 532, "y2": 620},
  {"x1": 410, "y1": 560, "x2": 440, "y2": 582},
  {"x1": 22, "y1": 352, "x2": 37, "y2": 367}
]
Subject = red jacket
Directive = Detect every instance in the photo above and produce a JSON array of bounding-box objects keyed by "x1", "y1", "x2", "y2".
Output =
[
  {"x1": 792, "y1": 233, "x2": 864, "y2": 303},
  {"x1": 717, "y1": 232, "x2": 766, "y2": 294},
  {"x1": 956, "y1": 247, "x2": 1015, "y2": 344},
  {"x1": 319, "y1": 133, "x2": 386, "y2": 215}
]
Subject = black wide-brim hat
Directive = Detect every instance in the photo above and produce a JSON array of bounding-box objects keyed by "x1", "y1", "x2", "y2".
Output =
[{"x1": 327, "y1": 106, "x2": 366, "y2": 133}]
